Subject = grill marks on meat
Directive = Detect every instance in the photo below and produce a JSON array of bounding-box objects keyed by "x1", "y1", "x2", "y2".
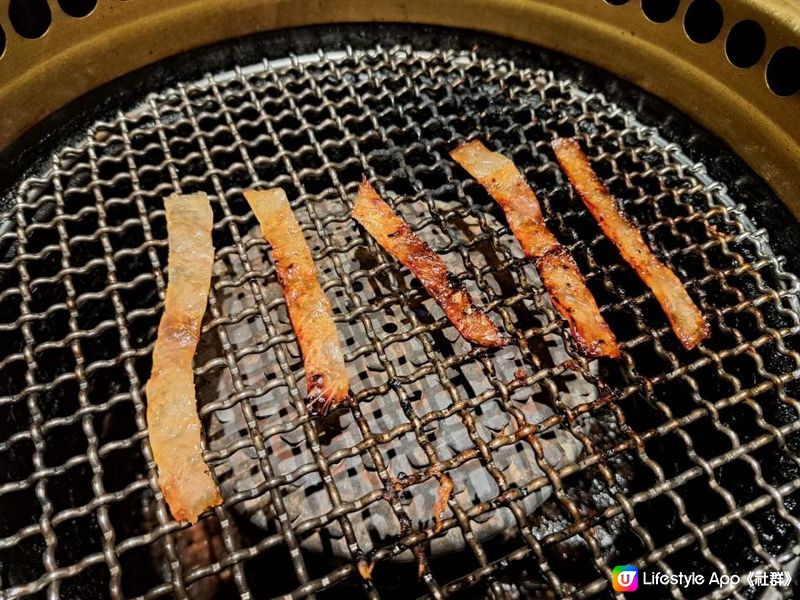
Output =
[
  {"x1": 552, "y1": 138, "x2": 709, "y2": 350},
  {"x1": 244, "y1": 188, "x2": 350, "y2": 416},
  {"x1": 146, "y1": 193, "x2": 222, "y2": 523},
  {"x1": 353, "y1": 179, "x2": 509, "y2": 348},
  {"x1": 450, "y1": 140, "x2": 620, "y2": 359},
  {"x1": 537, "y1": 247, "x2": 621, "y2": 358}
]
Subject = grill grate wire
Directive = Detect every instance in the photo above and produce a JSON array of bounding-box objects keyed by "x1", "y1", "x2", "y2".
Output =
[{"x1": 0, "y1": 43, "x2": 799, "y2": 599}]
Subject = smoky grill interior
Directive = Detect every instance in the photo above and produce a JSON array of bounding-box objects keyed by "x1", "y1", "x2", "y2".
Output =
[{"x1": 1, "y1": 25, "x2": 799, "y2": 599}]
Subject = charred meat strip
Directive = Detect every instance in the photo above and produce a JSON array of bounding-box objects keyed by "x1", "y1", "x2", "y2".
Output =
[
  {"x1": 147, "y1": 192, "x2": 222, "y2": 523},
  {"x1": 433, "y1": 470, "x2": 454, "y2": 534},
  {"x1": 450, "y1": 140, "x2": 619, "y2": 359},
  {"x1": 244, "y1": 188, "x2": 350, "y2": 416},
  {"x1": 552, "y1": 137, "x2": 709, "y2": 350},
  {"x1": 353, "y1": 179, "x2": 508, "y2": 348}
]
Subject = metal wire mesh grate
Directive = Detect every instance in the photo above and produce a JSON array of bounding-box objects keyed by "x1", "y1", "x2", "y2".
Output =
[{"x1": 1, "y1": 41, "x2": 800, "y2": 599}]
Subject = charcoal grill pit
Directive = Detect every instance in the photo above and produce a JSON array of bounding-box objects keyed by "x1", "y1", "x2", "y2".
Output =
[{"x1": 1, "y1": 24, "x2": 799, "y2": 600}]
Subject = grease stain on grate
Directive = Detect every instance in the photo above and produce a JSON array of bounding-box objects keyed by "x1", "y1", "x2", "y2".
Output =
[{"x1": 0, "y1": 43, "x2": 799, "y2": 600}]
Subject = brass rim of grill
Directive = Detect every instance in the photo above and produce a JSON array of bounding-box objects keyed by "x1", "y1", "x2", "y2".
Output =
[{"x1": 0, "y1": 0, "x2": 799, "y2": 215}]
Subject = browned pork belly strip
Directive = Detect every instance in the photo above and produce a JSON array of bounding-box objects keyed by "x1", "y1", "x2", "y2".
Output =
[
  {"x1": 244, "y1": 188, "x2": 350, "y2": 416},
  {"x1": 552, "y1": 137, "x2": 709, "y2": 350},
  {"x1": 451, "y1": 140, "x2": 620, "y2": 358},
  {"x1": 353, "y1": 179, "x2": 508, "y2": 348},
  {"x1": 147, "y1": 192, "x2": 222, "y2": 523}
]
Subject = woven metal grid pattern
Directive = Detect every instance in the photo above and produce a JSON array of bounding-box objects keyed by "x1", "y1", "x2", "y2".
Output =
[{"x1": 1, "y1": 44, "x2": 799, "y2": 599}]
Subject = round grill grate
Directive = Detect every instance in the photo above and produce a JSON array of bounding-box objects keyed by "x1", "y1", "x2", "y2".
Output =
[{"x1": 1, "y1": 28, "x2": 799, "y2": 600}]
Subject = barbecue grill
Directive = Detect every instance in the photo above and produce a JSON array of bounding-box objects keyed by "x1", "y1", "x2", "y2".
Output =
[{"x1": 1, "y1": 2, "x2": 799, "y2": 599}]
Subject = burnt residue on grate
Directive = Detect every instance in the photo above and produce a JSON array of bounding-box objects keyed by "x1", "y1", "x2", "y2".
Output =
[{"x1": 0, "y1": 40, "x2": 799, "y2": 600}]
